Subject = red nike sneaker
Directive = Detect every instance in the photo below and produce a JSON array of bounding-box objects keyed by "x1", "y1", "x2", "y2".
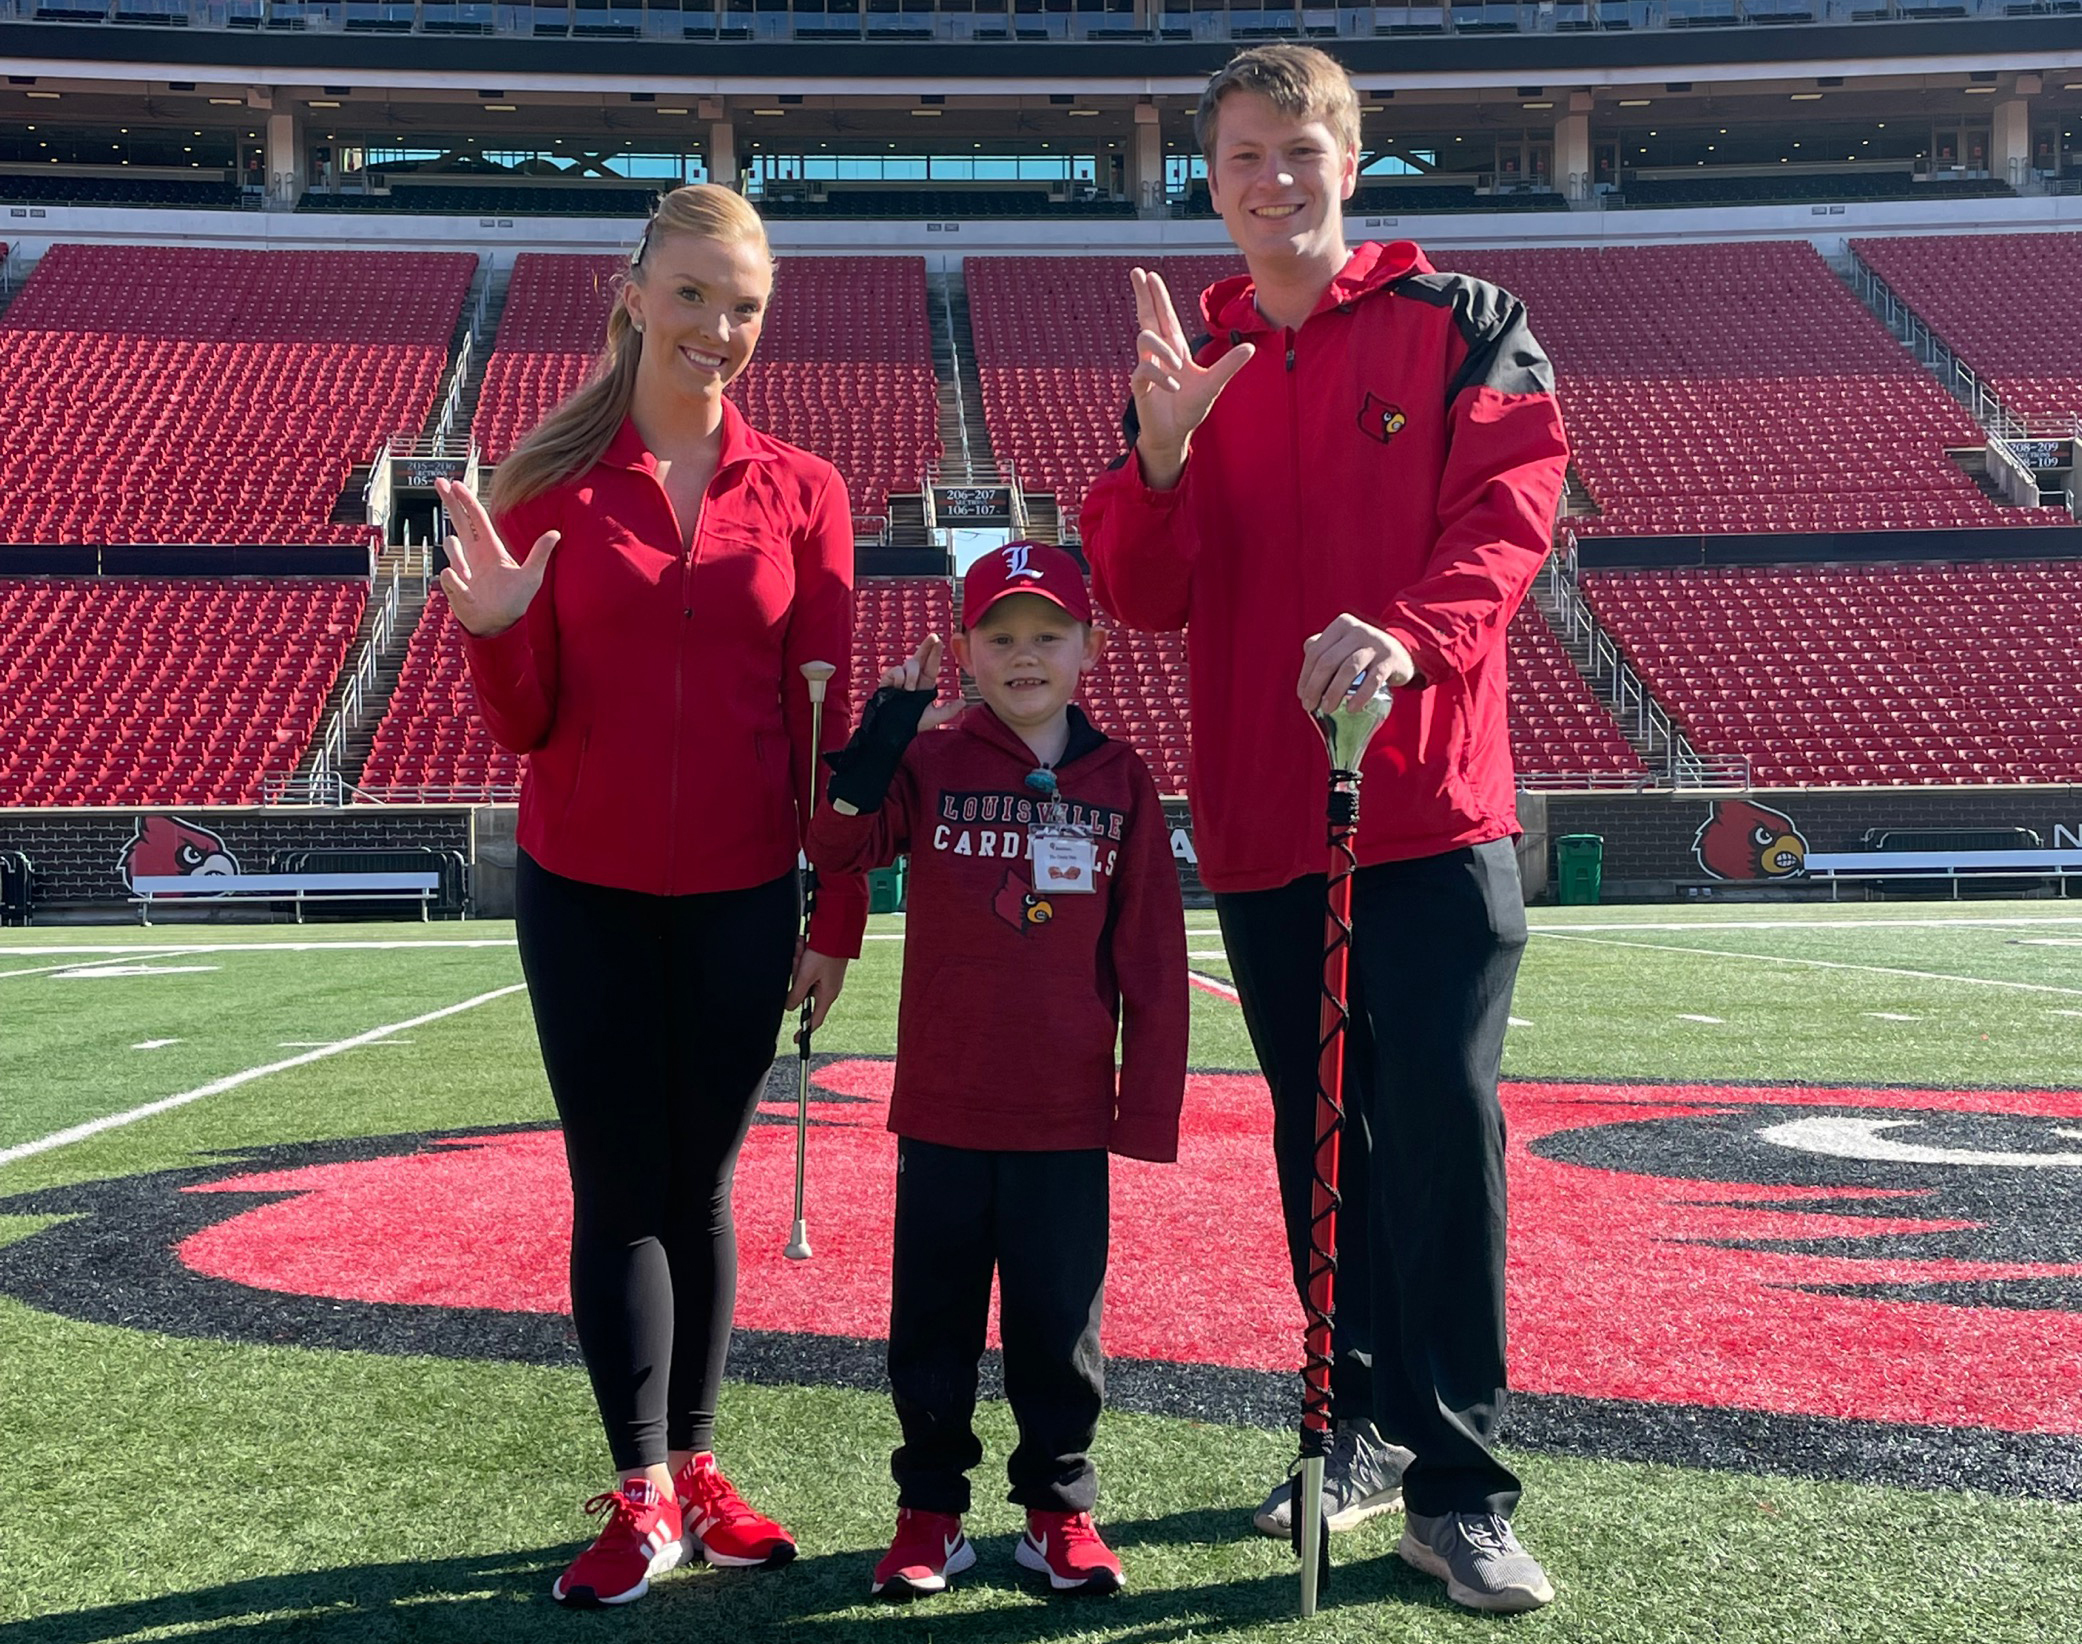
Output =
[
  {"x1": 673, "y1": 1452, "x2": 798, "y2": 1570},
  {"x1": 551, "y1": 1478, "x2": 684, "y2": 1607},
  {"x1": 1015, "y1": 1509, "x2": 1124, "y2": 1595},
  {"x1": 870, "y1": 1508, "x2": 976, "y2": 1600}
]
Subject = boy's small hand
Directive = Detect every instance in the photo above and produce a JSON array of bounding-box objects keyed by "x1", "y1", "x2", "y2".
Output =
[{"x1": 881, "y1": 634, "x2": 962, "y2": 731}]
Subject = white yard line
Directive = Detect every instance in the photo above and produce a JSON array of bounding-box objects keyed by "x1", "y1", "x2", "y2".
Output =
[
  {"x1": 0, "y1": 949, "x2": 193, "y2": 979},
  {"x1": 1534, "y1": 931, "x2": 2082, "y2": 1000},
  {"x1": 1676, "y1": 1013, "x2": 1725, "y2": 1024},
  {"x1": 0, "y1": 940, "x2": 519, "y2": 958},
  {"x1": 1529, "y1": 915, "x2": 2082, "y2": 934},
  {"x1": 0, "y1": 983, "x2": 529, "y2": 1170}
]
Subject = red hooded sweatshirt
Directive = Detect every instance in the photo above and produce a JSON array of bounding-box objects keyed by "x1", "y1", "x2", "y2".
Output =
[
  {"x1": 806, "y1": 704, "x2": 1187, "y2": 1161},
  {"x1": 465, "y1": 404, "x2": 867, "y2": 956},
  {"x1": 1080, "y1": 241, "x2": 1569, "y2": 895}
]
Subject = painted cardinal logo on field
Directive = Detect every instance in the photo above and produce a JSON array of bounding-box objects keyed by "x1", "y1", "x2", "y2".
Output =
[
  {"x1": 118, "y1": 816, "x2": 239, "y2": 891},
  {"x1": 1694, "y1": 799, "x2": 1808, "y2": 881}
]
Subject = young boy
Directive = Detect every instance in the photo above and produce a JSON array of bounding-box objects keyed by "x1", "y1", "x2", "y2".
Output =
[
  {"x1": 807, "y1": 540, "x2": 1188, "y2": 1601},
  {"x1": 1081, "y1": 43, "x2": 1567, "y2": 1614}
]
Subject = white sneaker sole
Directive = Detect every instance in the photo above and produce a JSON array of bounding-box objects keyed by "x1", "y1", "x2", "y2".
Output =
[
  {"x1": 1252, "y1": 1484, "x2": 1405, "y2": 1538},
  {"x1": 551, "y1": 1538, "x2": 685, "y2": 1607},
  {"x1": 1396, "y1": 1527, "x2": 1555, "y2": 1614},
  {"x1": 1014, "y1": 1535, "x2": 1124, "y2": 1593},
  {"x1": 872, "y1": 1536, "x2": 976, "y2": 1599}
]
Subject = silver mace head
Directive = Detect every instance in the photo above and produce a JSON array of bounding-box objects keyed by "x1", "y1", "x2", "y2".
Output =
[
  {"x1": 1313, "y1": 684, "x2": 1394, "y2": 774},
  {"x1": 800, "y1": 659, "x2": 837, "y2": 705}
]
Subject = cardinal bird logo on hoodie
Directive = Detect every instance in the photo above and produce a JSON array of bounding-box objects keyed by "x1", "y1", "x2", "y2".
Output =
[
  {"x1": 119, "y1": 816, "x2": 240, "y2": 893},
  {"x1": 993, "y1": 865, "x2": 1052, "y2": 931},
  {"x1": 1692, "y1": 800, "x2": 1808, "y2": 881}
]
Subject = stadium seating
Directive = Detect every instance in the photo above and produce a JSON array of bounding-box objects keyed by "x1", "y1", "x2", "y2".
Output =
[
  {"x1": 970, "y1": 243, "x2": 2073, "y2": 537},
  {"x1": 0, "y1": 244, "x2": 474, "y2": 546},
  {"x1": 1504, "y1": 606, "x2": 1646, "y2": 779},
  {"x1": 1850, "y1": 231, "x2": 2082, "y2": 425},
  {"x1": 761, "y1": 190, "x2": 1135, "y2": 219},
  {"x1": 1619, "y1": 170, "x2": 2011, "y2": 209},
  {"x1": 965, "y1": 253, "x2": 1240, "y2": 516},
  {"x1": 1456, "y1": 241, "x2": 2074, "y2": 537},
  {"x1": 358, "y1": 599, "x2": 522, "y2": 800},
  {"x1": 0, "y1": 173, "x2": 243, "y2": 208},
  {"x1": 1583, "y1": 560, "x2": 2082, "y2": 786},
  {"x1": 473, "y1": 253, "x2": 941, "y2": 516},
  {"x1": 299, "y1": 184, "x2": 659, "y2": 217},
  {"x1": 0, "y1": 577, "x2": 365, "y2": 806}
]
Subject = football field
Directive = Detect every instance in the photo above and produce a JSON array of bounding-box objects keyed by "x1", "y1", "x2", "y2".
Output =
[{"x1": 2, "y1": 902, "x2": 2078, "y2": 1641}]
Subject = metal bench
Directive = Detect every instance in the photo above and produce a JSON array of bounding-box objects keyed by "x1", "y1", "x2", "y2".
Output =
[
  {"x1": 1801, "y1": 849, "x2": 2082, "y2": 900},
  {"x1": 133, "y1": 871, "x2": 442, "y2": 925}
]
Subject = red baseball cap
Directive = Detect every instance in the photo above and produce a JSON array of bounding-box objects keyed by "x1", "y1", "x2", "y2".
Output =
[{"x1": 961, "y1": 540, "x2": 1093, "y2": 626}]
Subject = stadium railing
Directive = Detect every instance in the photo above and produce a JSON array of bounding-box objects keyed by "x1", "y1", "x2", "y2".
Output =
[{"x1": 0, "y1": 0, "x2": 2047, "y2": 35}]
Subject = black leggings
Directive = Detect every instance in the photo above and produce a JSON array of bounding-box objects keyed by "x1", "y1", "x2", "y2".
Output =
[{"x1": 516, "y1": 849, "x2": 797, "y2": 1472}]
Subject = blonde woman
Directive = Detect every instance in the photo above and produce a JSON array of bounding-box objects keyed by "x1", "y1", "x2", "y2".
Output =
[{"x1": 441, "y1": 184, "x2": 864, "y2": 1608}]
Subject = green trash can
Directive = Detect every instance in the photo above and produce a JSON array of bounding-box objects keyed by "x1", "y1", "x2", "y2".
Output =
[
  {"x1": 867, "y1": 858, "x2": 908, "y2": 915},
  {"x1": 1554, "y1": 834, "x2": 1604, "y2": 907}
]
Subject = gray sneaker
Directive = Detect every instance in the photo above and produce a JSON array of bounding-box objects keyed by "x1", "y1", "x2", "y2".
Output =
[
  {"x1": 1251, "y1": 1421, "x2": 1414, "y2": 1538},
  {"x1": 1398, "y1": 1510, "x2": 1555, "y2": 1614}
]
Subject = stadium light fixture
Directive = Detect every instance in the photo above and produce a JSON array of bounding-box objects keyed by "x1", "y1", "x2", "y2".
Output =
[
  {"x1": 26, "y1": 91, "x2": 59, "y2": 100},
  {"x1": 1963, "y1": 86, "x2": 1997, "y2": 96},
  {"x1": 1791, "y1": 93, "x2": 1823, "y2": 101},
  {"x1": 752, "y1": 108, "x2": 785, "y2": 116},
  {"x1": 1068, "y1": 108, "x2": 1099, "y2": 117},
  {"x1": 484, "y1": 104, "x2": 518, "y2": 112},
  {"x1": 210, "y1": 98, "x2": 242, "y2": 105},
  {"x1": 658, "y1": 107, "x2": 689, "y2": 115},
  {"x1": 309, "y1": 101, "x2": 341, "y2": 109},
  {"x1": 910, "y1": 108, "x2": 942, "y2": 117},
  {"x1": 1522, "y1": 102, "x2": 1553, "y2": 110},
  {"x1": 1619, "y1": 99, "x2": 1651, "y2": 108}
]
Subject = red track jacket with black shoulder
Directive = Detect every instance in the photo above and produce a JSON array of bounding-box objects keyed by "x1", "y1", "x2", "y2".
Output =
[
  {"x1": 1080, "y1": 240, "x2": 1570, "y2": 895},
  {"x1": 464, "y1": 404, "x2": 868, "y2": 956}
]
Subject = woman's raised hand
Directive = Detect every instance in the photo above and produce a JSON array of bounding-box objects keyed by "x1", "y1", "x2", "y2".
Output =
[
  {"x1": 435, "y1": 477, "x2": 561, "y2": 638},
  {"x1": 1128, "y1": 265, "x2": 1255, "y2": 490},
  {"x1": 881, "y1": 634, "x2": 962, "y2": 731}
]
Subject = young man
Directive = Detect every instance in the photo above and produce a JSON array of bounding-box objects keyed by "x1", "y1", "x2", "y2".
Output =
[
  {"x1": 807, "y1": 542, "x2": 1188, "y2": 1602},
  {"x1": 1080, "y1": 43, "x2": 1569, "y2": 1615}
]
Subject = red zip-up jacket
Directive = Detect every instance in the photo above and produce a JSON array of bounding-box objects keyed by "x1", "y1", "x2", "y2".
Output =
[
  {"x1": 1080, "y1": 240, "x2": 1569, "y2": 895},
  {"x1": 806, "y1": 704, "x2": 1187, "y2": 1161},
  {"x1": 464, "y1": 403, "x2": 868, "y2": 956}
]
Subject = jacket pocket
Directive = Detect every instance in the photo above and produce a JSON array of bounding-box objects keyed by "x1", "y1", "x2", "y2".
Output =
[{"x1": 558, "y1": 729, "x2": 591, "y2": 830}]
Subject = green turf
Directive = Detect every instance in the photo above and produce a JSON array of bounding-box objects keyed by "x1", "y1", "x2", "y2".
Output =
[
  {"x1": 3, "y1": 905, "x2": 2080, "y2": 1638},
  {"x1": 1, "y1": 1296, "x2": 2076, "y2": 1642}
]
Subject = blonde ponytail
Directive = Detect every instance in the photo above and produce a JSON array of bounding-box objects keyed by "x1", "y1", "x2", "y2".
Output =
[{"x1": 490, "y1": 184, "x2": 771, "y2": 515}]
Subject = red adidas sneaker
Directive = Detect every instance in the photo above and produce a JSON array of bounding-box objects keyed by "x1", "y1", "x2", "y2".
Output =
[
  {"x1": 551, "y1": 1478, "x2": 684, "y2": 1607},
  {"x1": 1015, "y1": 1509, "x2": 1125, "y2": 1594},
  {"x1": 673, "y1": 1452, "x2": 798, "y2": 1569},
  {"x1": 870, "y1": 1508, "x2": 976, "y2": 1600}
]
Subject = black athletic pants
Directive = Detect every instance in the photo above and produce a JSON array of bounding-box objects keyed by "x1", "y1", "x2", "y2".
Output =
[
  {"x1": 516, "y1": 849, "x2": 797, "y2": 1472},
  {"x1": 1216, "y1": 838, "x2": 1527, "y2": 1518},
  {"x1": 887, "y1": 1138, "x2": 1109, "y2": 1516}
]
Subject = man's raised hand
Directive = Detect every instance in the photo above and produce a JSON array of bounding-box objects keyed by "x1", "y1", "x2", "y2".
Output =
[
  {"x1": 1129, "y1": 266, "x2": 1255, "y2": 491},
  {"x1": 435, "y1": 476, "x2": 560, "y2": 638},
  {"x1": 881, "y1": 634, "x2": 963, "y2": 732}
]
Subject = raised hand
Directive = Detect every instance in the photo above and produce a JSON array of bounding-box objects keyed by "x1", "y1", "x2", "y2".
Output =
[
  {"x1": 881, "y1": 634, "x2": 962, "y2": 731},
  {"x1": 1129, "y1": 266, "x2": 1256, "y2": 490},
  {"x1": 435, "y1": 476, "x2": 560, "y2": 638}
]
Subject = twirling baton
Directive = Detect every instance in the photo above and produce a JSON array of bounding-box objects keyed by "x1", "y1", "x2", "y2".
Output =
[
  {"x1": 786, "y1": 658, "x2": 837, "y2": 1263},
  {"x1": 1296, "y1": 682, "x2": 1393, "y2": 1618}
]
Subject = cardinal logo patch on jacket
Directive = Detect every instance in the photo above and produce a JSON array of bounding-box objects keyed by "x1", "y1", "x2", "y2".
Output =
[{"x1": 1358, "y1": 392, "x2": 1407, "y2": 445}]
